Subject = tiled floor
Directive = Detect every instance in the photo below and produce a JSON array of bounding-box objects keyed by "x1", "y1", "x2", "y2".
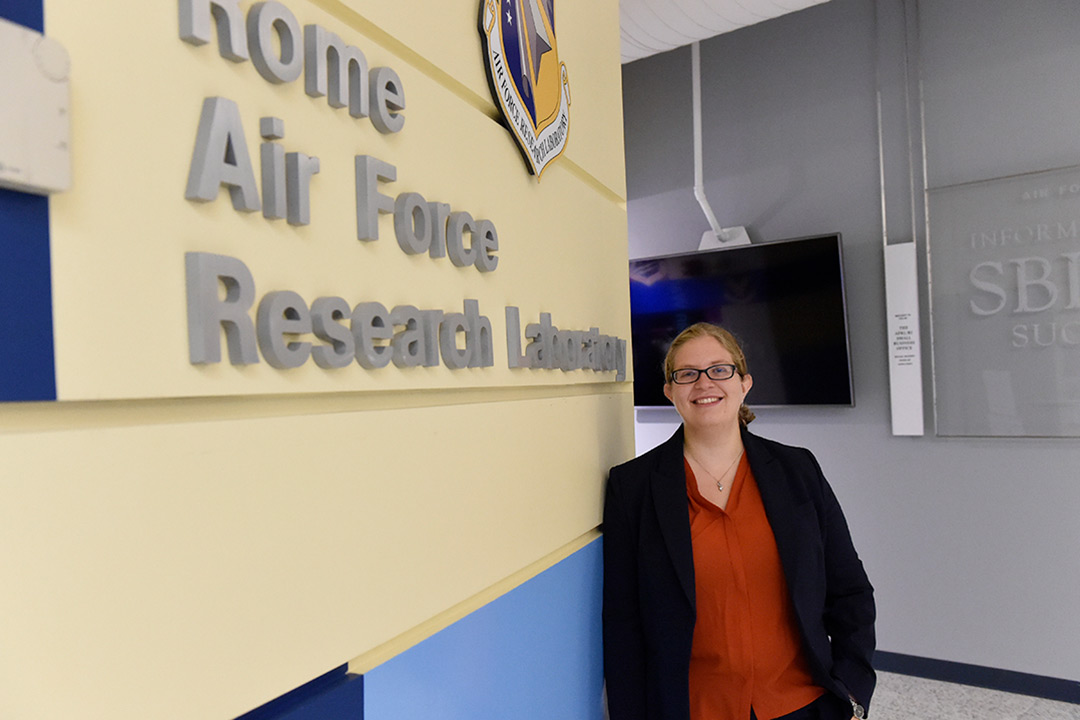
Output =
[{"x1": 872, "y1": 671, "x2": 1080, "y2": 719}]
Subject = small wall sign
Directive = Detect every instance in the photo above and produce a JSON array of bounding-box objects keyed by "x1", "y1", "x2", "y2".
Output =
[{"x1": 479, "y1": 0, "x2": 570, "y2": 178}]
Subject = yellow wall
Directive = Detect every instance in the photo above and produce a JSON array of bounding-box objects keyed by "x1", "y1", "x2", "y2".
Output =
[{"x1": 0, "y1": 1, "x2": 631, "y2": 717}]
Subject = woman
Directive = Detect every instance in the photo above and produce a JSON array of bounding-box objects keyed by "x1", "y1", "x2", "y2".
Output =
[{"x1": 603, "y1": 323, "x2": 875, "y2": 720}]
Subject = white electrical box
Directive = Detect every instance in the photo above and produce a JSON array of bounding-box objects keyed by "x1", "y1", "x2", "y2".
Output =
[{"x1": 0, "y1": 17, "x2": 71, "y2": 195}]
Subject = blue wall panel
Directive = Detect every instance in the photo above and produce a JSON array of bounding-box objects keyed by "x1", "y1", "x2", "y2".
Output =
[
  {"x1": 235, "y1": 665, "x2": 364, "y2": 720},
  {"x1": 0, "y1": 0, "x2": 57, "y2": 402},
  {"x1": 363, "y1": 538, "x2": 605, "y2": 720},
  {"x1": 0, "y1": 189, "x2": 56, "y2": 401},
  {"x1": 1, "y1": 0, "x2": 43, "y2": 30}
]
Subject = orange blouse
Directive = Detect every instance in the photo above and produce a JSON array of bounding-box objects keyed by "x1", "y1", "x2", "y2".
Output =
[{"x1": 685, "y1": 454, "x2": 824, "y2": 720}]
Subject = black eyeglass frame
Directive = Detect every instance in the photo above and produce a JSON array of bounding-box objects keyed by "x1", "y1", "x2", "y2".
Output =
[{"x1": 668, "y1": 363, "x2": 738, "y2": 384}]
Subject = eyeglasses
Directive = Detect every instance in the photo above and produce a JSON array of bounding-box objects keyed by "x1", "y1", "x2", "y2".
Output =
[{"x1": 669, "y1": 364, "x2": 738, "y2": 384}]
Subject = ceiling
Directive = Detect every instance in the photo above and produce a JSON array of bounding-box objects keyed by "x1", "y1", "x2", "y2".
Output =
[{"x1": 620, "y1": 0, "x2": 830, "y2": 63}]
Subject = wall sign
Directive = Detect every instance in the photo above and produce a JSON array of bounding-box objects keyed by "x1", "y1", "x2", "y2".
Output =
[
  {"x1": 929, "y1": 165, "x2": 1080, "y2": 436},
  {"x1": 885, "y1": 242, "x2": 924, "y2": 436},
  {"x1": 179, "y1": 0, "x2": 623, "y2": 382},
  {"x1": 0, "y1": 0, "x2": 626, "y2": 403},
  {"x1": 479, "y1": 0, "x2": 570, "y2": 178}
]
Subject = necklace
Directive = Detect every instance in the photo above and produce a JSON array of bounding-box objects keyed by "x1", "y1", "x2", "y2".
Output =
[{"x1": 685, "y1": 447, "x2": 741, "y2": 493}]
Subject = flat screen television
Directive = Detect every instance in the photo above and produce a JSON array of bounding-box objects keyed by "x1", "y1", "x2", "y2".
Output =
[{"x1": 629, "y1": 234, "x2": 854, "y2": 408}]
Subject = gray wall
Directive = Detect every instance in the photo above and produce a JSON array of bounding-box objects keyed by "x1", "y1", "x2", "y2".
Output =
[{"x1": 623, "y1": 0, "x2": 1080, "y2": 682}]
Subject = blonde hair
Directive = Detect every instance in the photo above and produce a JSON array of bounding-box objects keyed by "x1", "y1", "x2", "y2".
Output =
[{"x1": 663, "y1": 322, "x2": 756, "y2": 425}]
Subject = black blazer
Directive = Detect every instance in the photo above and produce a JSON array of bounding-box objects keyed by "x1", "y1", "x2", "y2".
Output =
[{"x1": 602, "y1": 426, "x2": 875, "y2": 720}]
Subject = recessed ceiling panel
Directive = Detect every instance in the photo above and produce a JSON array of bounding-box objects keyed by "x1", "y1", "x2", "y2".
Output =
[{"x1": 621, "y1": 0, "x2": 830, "y2": 62}]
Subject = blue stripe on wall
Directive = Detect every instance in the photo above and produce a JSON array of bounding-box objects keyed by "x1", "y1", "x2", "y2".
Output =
[
  {"x1": 234, "y1": 665, "x2": 364, "y2": 720},
  {"x1": 0, "y1": 2, "x2": 59, "y2": 402},
  {"x1": 2, "y1": 0, "x2": 43, "y2": 30},
  {"x1": 0, "y1": 188, "x2": 57, "y2": 402},
  {"x1": 363, "y1": 538, "x2": 605, "y2": 720}
]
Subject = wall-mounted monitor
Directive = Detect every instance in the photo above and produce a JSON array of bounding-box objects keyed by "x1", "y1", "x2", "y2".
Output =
[{"x1": 629, "y1": 234, "x2": 854, "y2": 408}]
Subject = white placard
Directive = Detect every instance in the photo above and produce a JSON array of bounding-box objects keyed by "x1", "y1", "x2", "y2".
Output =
[
  {"x1": 0, "y1": 18, "x2": 70, "y2": 195},
  {"x1": 885, "y1": 242, "x2": 924, "y2": 435}
]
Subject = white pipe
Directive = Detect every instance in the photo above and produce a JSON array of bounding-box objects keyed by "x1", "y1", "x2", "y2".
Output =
[{"x1": 691, "y1": 41, "x2": 724, "y2": 240}]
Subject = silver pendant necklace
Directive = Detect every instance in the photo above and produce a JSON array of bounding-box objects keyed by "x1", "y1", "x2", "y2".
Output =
[{"x1": 685, "y1": 448, "x2": 741, "y2": 493}]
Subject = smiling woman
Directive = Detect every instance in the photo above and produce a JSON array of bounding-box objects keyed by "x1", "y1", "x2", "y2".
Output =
[
  {"x1": 603, "y1": 322, "x2": 876, "y2": 720},
  {"x1": 662, "y1": 324, "x2": 754, "y2": 447}
]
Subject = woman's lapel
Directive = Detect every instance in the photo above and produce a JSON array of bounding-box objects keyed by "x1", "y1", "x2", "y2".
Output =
[
  {"x1": 742, "y1": 428, "x2": 813, "y2": 593},
  {"x1": 649, "y1": 427, "x2": 696, "y2": 609}
]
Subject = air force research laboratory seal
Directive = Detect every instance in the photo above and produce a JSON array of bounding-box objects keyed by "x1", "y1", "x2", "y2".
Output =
[{"x1": 480, "y1": 0, "x2": 570, "y2": 178}]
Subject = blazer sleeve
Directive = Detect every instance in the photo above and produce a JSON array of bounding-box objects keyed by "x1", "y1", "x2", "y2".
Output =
[
  {"x1": 602, "y1": 467, "x2": 648, "y2": 720},
  {"x1": 811, "y1": 450, "x2": 877, "y2": 711}
]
